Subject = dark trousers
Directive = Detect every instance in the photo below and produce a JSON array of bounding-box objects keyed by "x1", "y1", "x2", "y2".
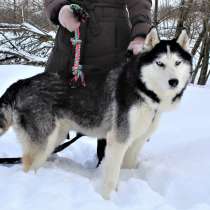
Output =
[
  {"x1": 67, "y1": 133, "x2": 106, "y2": 166},
  {"x1": 97, "y1": 139, "x2": 106, "y2": 166}
]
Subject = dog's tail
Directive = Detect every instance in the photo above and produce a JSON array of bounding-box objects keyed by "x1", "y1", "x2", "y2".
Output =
[
  {"x1": 0, "y1": 80, "x2": 22, "y2": 136},
  {"x1": 0, "y1": 103, "x2": 13, "y2": 136}
]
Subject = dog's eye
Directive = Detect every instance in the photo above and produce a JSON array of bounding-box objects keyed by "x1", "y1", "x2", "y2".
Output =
[
  {"x1": 175, "y1": 61, "x2": 182, "y2": 66},
  {"x1": 156, "y1": 61, "x2": 165, "y2": 67}
]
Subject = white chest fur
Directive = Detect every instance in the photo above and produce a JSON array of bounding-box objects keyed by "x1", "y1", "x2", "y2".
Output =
[{"x1": 128, "y1": 103, "x2": 158, "y2": 141}]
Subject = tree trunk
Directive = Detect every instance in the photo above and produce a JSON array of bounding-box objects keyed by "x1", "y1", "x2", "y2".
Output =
[
  {"x1": 13, "y1": 0, "x2": 17, "y2": 22},
  {"x1": 191, "y1": 20, "x2": 206, "y2": 56},
  {"x1": 191, "y1": 39, "x2": 205, "y2": 84},
  {"x1": 175, "y1": 0, "x2": 194, "y2": 38},
  {"x1": 153, "y1": 0, "x2": 159, "y2": 27},
  {"x1": 197, "y1": 33, "x2": 210, "y2": 85}
]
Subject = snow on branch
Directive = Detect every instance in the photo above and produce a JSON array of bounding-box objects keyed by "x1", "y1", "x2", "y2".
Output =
[
  {"x1": 0, "y1": 22, "x2": 54, "y2": 65},
  {"x1": 0, "y1": 47, "x2": 47, "y2": 65}
]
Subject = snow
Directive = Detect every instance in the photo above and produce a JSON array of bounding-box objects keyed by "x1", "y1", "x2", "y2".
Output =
[
  {"x1": 0, "y1": 65, "x2": 210, "y2": 210},
  {"x1": 0, "y1": 23, "x2": 20, "y2": 30},
  {"x1": 0, "y1": 22, "x2": 53, "y2": 63},
  {"x1": 207, "y1": 76, "x2": 210, "y2": 87},
  {"x1": 0, "y1": 48, "x2": 47, "y2": 63},
  {"x1": 0, "y1": 22, "x2": 50, "y2": 37},
  {"x1": 22, "y1": 22, "x2": 47, "y2": 36}
]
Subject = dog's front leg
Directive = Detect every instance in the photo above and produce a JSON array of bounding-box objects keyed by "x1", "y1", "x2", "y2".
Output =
[
  {"x1": 122, "y1": 114, "x2": 161, "y2": 169},
  {"x1": 122, "y1": 136, "x2": 147, "y2": 169},
  {"x1": 101, "y1": 131, "x2": 129, "y2": 199}
]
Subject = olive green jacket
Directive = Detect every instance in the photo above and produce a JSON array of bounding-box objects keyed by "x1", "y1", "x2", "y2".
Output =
[{"x1": 44, "y1": 0, "x2": 152, "y2": 77}]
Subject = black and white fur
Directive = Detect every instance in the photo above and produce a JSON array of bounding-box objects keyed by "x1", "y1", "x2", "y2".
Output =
[{"x1": 0, "y1": 29, "x2": 192, "y2": 199}]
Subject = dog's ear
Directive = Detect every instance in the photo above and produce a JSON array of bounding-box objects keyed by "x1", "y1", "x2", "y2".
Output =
[
  {"x1": 176, "y1": 29, "x2": 190, "y2": 51},
  {"x1": 144, "y1": 27, "x2": 160, "y2": 50}
]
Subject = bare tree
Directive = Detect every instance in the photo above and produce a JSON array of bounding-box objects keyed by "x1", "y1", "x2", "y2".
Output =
[
  {"x1": 175, "y1": 0, "x2": 194, "y2": 37},
  {"x1": 197, "y1": 7, "x2": 210, "y2": 86},
  {"x1": 153, "y1": 0, "x2": 159, "y2": 27}
]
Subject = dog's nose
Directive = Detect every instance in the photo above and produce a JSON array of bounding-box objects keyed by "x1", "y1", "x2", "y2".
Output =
[{"x1": 169, "y1": 79, "x2": 179, "y2": 88}]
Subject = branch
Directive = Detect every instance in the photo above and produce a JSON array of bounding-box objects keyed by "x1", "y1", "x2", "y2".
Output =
[
  {"x1": 191, "y1": 20, "x2": 206, "y2": 55},
  {"x1": 175, "y1": 0, "x2": 194, "y2": 37},
  {"x1": 0, "y1": 48, "x2": 47, "y2": 65}
]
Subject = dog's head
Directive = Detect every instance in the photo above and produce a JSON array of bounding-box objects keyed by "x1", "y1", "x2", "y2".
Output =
[{"x1": 138, "y1": 28, "x2": 192, "y2": 111}]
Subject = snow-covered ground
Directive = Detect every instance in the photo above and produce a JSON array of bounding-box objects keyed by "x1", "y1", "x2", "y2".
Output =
[{"x1": 0, "y1": 65, "x2": 210, "y2": 210}]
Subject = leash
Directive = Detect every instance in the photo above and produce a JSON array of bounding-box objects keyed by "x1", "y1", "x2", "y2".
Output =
[
  {"x1": 70, "y1": 28, "x2": 86, "y2": 87},
  {"x1": 0, "y1": 133, "x2": 83, "y2": 165},
  {"x1": 69, "y1": 4, "x2": 89, "y2": 87}
]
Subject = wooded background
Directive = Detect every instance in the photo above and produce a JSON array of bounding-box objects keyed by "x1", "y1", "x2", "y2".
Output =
[{"x1": 0, "y1": 0, "x2": 209, "y2": 85}]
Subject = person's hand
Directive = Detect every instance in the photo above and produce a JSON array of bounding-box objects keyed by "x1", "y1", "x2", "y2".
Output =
[
  {"x1": 58, "y1": 5, "x2": 80, "y2": 32},
  {"x1": 128, "y1": 37, "x2": 145, "y2": 55}
]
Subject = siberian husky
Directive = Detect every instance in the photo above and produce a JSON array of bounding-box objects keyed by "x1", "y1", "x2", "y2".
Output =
[{"x1": 0, "y1": 28, "x2": 192, "y2": 199}]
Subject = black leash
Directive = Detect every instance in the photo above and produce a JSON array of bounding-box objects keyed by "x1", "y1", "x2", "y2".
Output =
[{"x1": 0, "y1": 133, "x2": 83, "y2": 165}]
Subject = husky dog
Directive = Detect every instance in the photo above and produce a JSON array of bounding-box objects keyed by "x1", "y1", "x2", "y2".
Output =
[{"x1": 0, "y1": 28, "x2": 192, "y2": 199}]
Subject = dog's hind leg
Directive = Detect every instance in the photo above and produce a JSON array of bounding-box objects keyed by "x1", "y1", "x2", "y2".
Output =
[
  {"x1": 29, "y1": 121, "x2": 66, "y2": 171},
  {"x1": 22, "y1": 142, "x2": 42, "y2": 172},
  {"x1": 22, "y1": 154, "x2": 33, "y2": 172},
  {"x1": 101, "y1": 131, "x2": 130, "y2": 199},
  {"x1": 21, "y1": 120, "x2": 67, "y2": 172},
  {"x1": 14, "y1": 127, "x2": 40, "y2": 172}
]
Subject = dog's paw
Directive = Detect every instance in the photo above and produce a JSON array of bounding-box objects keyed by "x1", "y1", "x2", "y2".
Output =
[
  {"x1": 100, "y1": 181, "x2": 116, "y2": 200},
  {"x1": 100, "y1": 187, "x2": 111, "y2": 200}
]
